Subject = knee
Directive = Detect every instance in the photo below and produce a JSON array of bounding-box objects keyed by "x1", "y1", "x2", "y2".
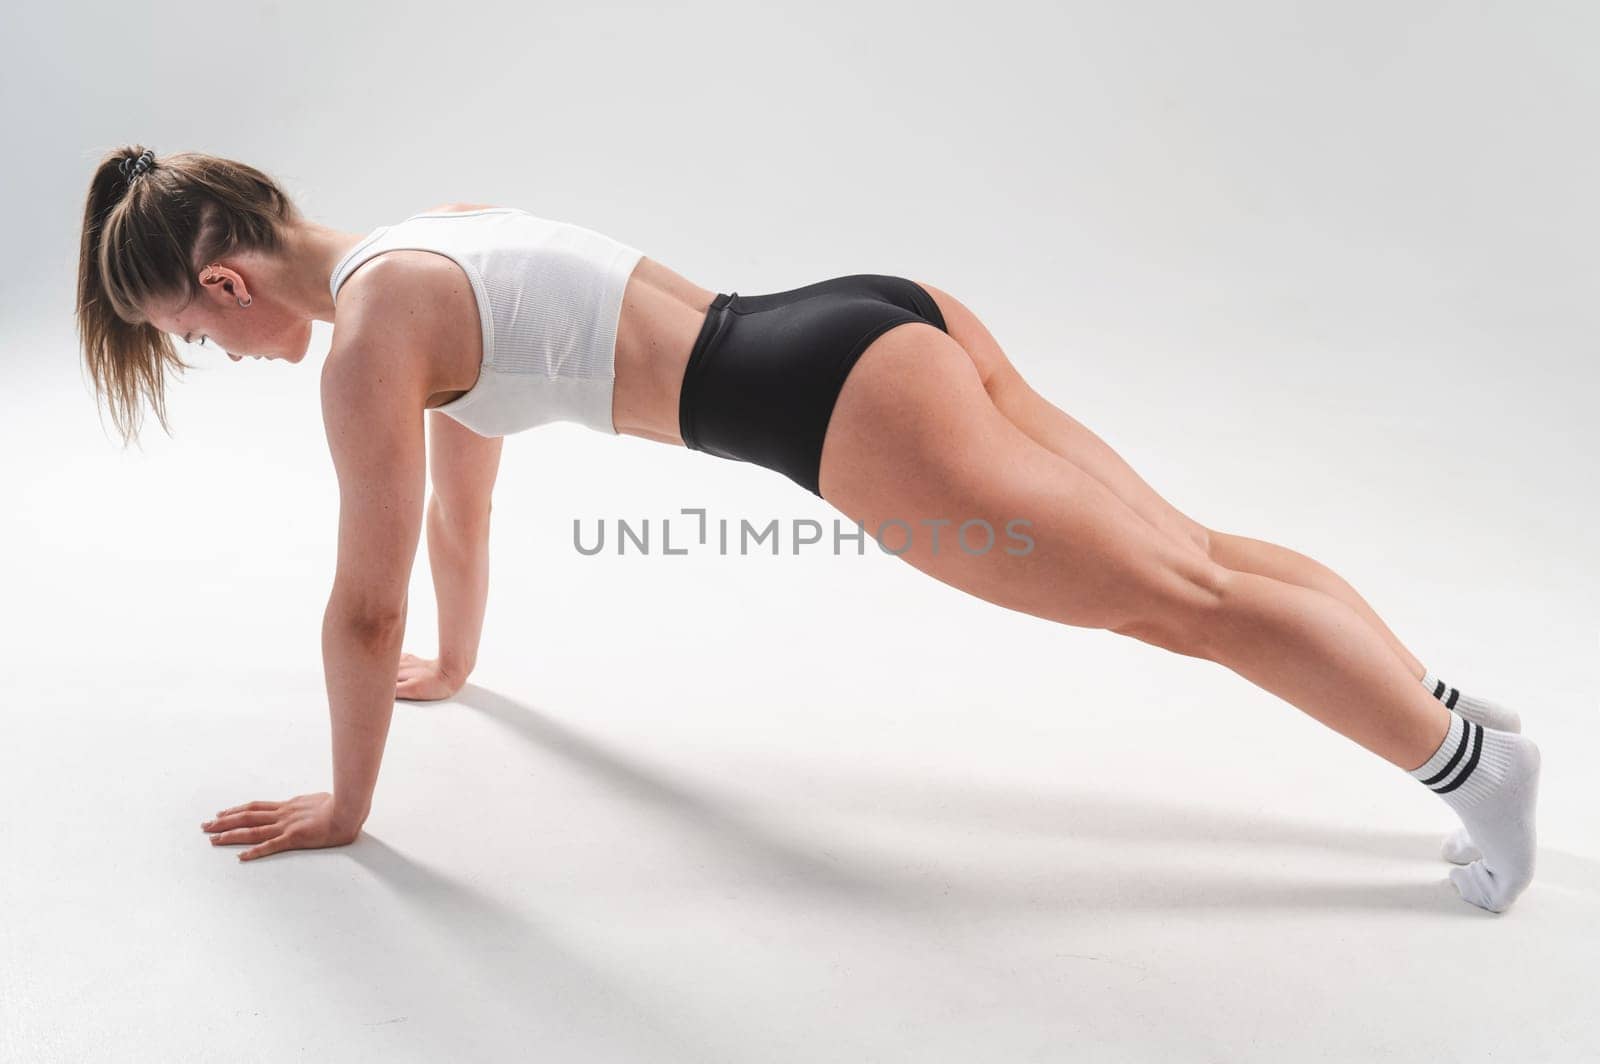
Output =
[{"x1": 1109, "y1": 561, "x2": 1235, "y2": 660}]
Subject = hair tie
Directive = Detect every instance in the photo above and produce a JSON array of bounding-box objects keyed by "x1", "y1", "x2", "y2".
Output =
[{"x1": 119, "y1": 149, "x2": 156, "y2": 183}]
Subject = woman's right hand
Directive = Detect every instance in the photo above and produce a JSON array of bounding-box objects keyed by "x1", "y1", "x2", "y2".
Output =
[{"x1": 396, "y1": 652, "x2": 465, "y2": 701}]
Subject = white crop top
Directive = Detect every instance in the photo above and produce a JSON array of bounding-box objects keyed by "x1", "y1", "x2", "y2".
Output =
[{"x1": 327, "y1": 207, "x2": 644, "y2": 435}]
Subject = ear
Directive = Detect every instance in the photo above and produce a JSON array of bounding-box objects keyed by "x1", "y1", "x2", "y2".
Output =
[{"x1": 200, "y1": 263, "x2": 248, "y2": 305}]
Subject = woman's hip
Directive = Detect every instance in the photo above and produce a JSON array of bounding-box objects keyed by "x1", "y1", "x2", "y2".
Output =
[{"x1": 677, "y1": 273, "x2": 950, "y2": 496}]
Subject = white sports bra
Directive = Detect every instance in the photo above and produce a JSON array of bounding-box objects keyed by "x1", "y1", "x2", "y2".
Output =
[{"x1": 327, "y1": 207, "x2": 644, "y2": 436}]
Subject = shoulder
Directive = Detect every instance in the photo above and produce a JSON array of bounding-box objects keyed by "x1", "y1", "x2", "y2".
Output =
[
  {"x1": 324, "y1": 206, "x2": 501, "y2": 401},
  {"x1": 324, "y1": 262, "x2": 441, "y2": 407},
  {"x1": 333, "y1": 202, "x2": 506, "y2": 302},
  {"x1": 329, "y1": 252, "x2": 453, "y2": 343}
]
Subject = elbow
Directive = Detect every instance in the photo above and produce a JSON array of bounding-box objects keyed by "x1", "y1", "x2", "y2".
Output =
[
  {"x1": 326, "y1": 599, "x2": 405, "y2": 639},
  {"x1": 430, "y1": 493, "x2": 493, "y2": 539}
]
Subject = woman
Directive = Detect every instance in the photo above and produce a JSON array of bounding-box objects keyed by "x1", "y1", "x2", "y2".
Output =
[{"x1": 77, "y1": 146, "x2": 1539, "y2": 912}]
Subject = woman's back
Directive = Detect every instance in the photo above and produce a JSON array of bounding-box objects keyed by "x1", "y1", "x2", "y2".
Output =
[
  {"x1": 329, "y1": 206, "x2": 643, "y2": 437},
  {"x1": 330, "y1": 204, "x2": 718, "y2": 446}
]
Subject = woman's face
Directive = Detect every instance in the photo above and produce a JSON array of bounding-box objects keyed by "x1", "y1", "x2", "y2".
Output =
[{"x1": 147, "y1": 268, "x2": 313, "y2": 364}]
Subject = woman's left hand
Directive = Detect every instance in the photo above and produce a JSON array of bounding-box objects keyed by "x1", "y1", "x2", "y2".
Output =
[{"x1": 200, "y1": 791, "x2": 363, "y2": 861}]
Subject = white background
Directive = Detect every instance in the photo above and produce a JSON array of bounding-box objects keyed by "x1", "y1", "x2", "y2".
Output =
[{"x1": 3, "y1": 1, "x2": 1597, "y2": 1061}]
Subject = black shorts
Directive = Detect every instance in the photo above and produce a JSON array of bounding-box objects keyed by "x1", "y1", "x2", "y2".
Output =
[{"x1": 677, "y1": 273, "x2": 950, "y2": 497}]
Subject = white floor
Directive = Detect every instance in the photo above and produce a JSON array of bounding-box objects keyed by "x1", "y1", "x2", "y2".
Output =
[{"x1": 4, "y1": 309, "x2": 1597, "y2": 1061}]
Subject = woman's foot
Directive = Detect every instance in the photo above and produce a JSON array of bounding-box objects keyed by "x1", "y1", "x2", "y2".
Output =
[
  {"x1": 1440, "y1": 825, "x2": 1481, "y2": 864},
  {"x1": 1420, "y1": 668, "x2": 1522, "y2": 733},
  {"x1": 1409, "y1": 712, "x2": 1541, "y2": 913}
]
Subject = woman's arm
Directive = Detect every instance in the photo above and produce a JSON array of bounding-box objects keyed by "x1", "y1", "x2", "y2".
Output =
[
  {"x1": 409, "y1": 410, "x2": 502, "y2": 695},
  {"x1": 203, "y1": 289, "x2": 431, "y2": 860},
  {"x1": 320, "y1": 331, "x2": 431, "y2": 832}
]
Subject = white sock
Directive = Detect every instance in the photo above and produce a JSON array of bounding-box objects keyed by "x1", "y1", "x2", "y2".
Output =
[
  {"x1": 1408, "y1": 709, "x2": 1541, "y2": 912},
  {"x1": 1419, "y1": 667, "x2": 1522, "y2": 733},
  {"x1": 1441, "y1": 825, "x2": 1480, "y2": 864},
  {"x1": 1420, "y1": 667, "x2": 1523, "y2": 864}
]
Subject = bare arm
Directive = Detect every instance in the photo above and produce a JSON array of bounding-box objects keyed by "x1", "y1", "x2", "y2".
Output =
[
  {"x1": 201, "y1": 289, "x2": 430, "y2": 860},
  {"x1": 318, "y1": 327, "x2": 430, "y2": 829},
  {"x1": 404, "y1": 409, "x2": 502, "y2": 696}
]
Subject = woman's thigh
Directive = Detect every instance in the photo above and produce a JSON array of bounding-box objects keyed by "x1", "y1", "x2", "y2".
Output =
[
  {"x1": 913, "y1": 280, "x2": 1213, "y2": 557},
  {"x1": 817, "y1": 322, "x2": 1219, "y2": 639}
]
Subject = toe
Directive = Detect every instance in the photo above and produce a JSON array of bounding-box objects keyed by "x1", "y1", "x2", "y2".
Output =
[
  {"x1": 1449, "y1": 862, "x2": 1502, "y2": 912},
  {"x1": 1449, "y1": 859, "x2": 1528, "y2": 913}
]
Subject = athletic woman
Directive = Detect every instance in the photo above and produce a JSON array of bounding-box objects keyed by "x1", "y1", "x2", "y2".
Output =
[{"x1": 76, "y1": 146, "x2": 1540, "y2": 912}]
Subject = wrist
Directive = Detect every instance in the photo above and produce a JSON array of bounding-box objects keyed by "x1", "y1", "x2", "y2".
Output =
[
  {"x1": 330, "y1": 797, "x2": 370, "y2": 834},
  {"x1": 438, "y1": 655, "x2": 473, "y2": 687}
]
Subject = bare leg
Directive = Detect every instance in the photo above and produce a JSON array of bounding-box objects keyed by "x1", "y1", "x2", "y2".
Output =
[
  {"x1": 977, "y1": 368, "x2": 1539, "y2": 735},
  {"x1": 994, "y1": 374, "x2": 1430, "y2": 681},
  {"x1": 916, "y1": 280, "x2": 1428, "y2": 681},
  {"x1": 831, "y1": 308, "x2": 1538, "y2": 910},
  {"x1": 818, "y1": 324, "x2": 1452, "y2": 771},
  {"x1": 1205, "y1": 532, "x2": 1425, "y2": 679}
]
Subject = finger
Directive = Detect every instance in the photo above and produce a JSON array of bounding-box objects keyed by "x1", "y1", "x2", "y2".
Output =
[
  {"x1": 216, "y1": 800, "x2": 281, "y2": 817},
  {"x1": 201, "y1": 811, "x2": 276, "y2": 832},
  {"x1": 211, "y1": 825, "x2": 278, "y2": 846},
  {"x1": 239, "y1": 833, "x2": 293, "y2": 861}
]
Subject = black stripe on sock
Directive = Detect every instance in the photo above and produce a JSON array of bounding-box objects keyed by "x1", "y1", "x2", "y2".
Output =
[
  {"x1": 1432, "y1": 680, "x2": 1447, "y2": 700},
  {"x1": 1419, "y1": 717, "x2": 1472, "y2": 787},
  {"x1": 1445, "y1": 687, "x2": 1460, "y2": 710},
  {"x1": 1433, "y1": 722, "x2": 1483, "y2": 794}
]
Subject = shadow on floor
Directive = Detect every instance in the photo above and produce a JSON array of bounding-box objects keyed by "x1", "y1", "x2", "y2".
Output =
[{"x1": 439, "y1": 686, "x2": 1596, "y2": 919}]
